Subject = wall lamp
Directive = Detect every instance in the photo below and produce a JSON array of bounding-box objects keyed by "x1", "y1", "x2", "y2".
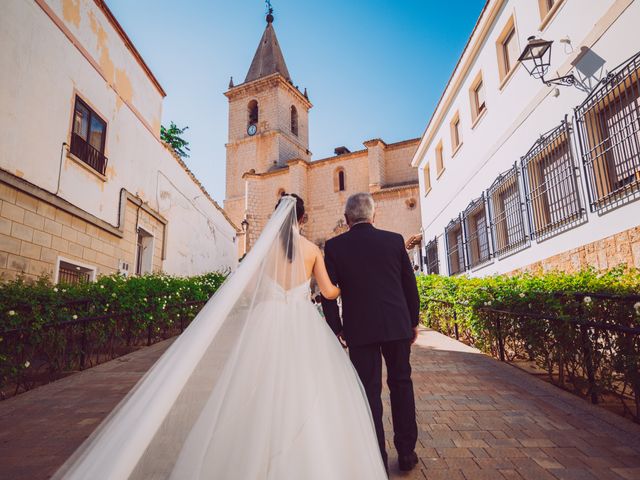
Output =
[{"x1": 518, "y1": 36, "x2": 575, "y2": 87}]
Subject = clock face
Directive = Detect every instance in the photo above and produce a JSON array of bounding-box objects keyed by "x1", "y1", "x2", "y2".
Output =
[{"x1": 247, "y1": 124, "x2": 257, "y2": 136}]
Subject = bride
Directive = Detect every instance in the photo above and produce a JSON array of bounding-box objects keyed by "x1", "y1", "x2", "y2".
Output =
[{"x1": 54, "y1": 194, "x2": 388, "y2": 479}]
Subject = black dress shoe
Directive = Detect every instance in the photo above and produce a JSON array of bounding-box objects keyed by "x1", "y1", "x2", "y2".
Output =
[{"x1": 398, "y1": 451, "x2": 418, "y2": 471}]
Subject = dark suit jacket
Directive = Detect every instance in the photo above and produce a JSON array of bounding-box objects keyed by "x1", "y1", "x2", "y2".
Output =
[{"x1": 321, "y1": 223, "x2": 420, "y2": 347}]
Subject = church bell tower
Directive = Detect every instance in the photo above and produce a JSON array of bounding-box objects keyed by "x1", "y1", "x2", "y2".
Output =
[{"x1": 223, "y1": 10, "x2": 312, "y2": 229}]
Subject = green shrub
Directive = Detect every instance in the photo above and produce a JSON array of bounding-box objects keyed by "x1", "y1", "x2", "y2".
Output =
[
  {"x1": 0, "y1": 271, "x2": 227, "y2": 397},
  {"x1": 418, "y1": 266, "x2": 640, "y2": 421}
]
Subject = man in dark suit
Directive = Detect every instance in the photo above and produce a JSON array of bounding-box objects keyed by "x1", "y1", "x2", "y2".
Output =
[{"x1": 321, "y1": 193, "x2": 420, "y2": 472}]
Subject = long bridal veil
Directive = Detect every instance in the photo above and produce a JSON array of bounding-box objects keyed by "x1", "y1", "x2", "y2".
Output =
[{"x1": 53, "y1": 196, "x2": 309, "y2": 479}]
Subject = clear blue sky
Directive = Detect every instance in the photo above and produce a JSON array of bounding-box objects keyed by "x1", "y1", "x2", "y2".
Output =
[{"x1": 107, "y1": 0, "x2": 486, "y2": 202}]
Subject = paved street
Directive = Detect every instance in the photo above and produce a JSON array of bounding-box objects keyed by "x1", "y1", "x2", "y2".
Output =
[{"x1": 1, "y1": 329, "x2": 639, "y2": 479}]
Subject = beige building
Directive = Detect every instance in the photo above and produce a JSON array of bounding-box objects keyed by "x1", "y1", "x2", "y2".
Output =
[
  {"x1": 0, "y1": 0, "x2": 238, "y2": 283},
  {"x1": 224, "y1": 13, "x2": 422, "y2": 254}
]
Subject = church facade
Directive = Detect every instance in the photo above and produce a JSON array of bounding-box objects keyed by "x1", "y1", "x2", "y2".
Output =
[{"x1": 224, "y1": 14, "x2": 421, "y2": 255}]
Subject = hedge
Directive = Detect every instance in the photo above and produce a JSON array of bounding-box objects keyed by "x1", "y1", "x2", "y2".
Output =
[
  {"x1": 417, "y1": 266, "x2": 640, "y2": 421},
  {"x1": 0, "y1": 272, "x2": 227, "y2": 397}
]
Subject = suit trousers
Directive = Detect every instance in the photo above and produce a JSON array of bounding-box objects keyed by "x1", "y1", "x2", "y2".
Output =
[{"x1": 349, "y1": 339, "x2": 418, "y2": 464}]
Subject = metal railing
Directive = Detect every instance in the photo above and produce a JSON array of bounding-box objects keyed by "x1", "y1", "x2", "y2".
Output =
[
  {"x1": 70, "y1": 132, "x2": 108, "y2": 175},
  {"x1": 445, "y1": 216, "x2": 465, "y2": 275},
  {"x1": 463, "y1": 195, "x2": 491, "y2": 269},
  {"x1": 575, "y1": 50, "x2": 640, "y2": 213},
  {"x1": 0, "y1": 300, "x2": 206, "y2": 398},
  {"x1": 423, "y1": 293, "x2": 640, "y2": 422},
  {"x1": 521, "y1": 120, "x2": 585, "y2": 239},
  {"x1": 487, "y1": 165, "x2": 529, "y2": 257},
  {"x1": 424, "y1": 238, "x2": 440, "y2": 275}
]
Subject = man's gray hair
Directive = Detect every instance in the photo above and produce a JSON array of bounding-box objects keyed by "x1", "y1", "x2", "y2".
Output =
[{"x1": 345, "y1": 193, "x2": 375, "y2": 223}]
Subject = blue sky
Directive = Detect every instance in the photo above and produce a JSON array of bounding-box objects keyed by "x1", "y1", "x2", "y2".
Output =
[{"x1": 107, "y1": 0, "x2": 486, "y2": 202}]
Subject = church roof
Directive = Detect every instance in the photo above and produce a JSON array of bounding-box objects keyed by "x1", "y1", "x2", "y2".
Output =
[{"x1": 245, "y1": 16, "x2": 291, "y2": 83}]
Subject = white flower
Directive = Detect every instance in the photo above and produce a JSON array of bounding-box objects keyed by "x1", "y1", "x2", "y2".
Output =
[
  {"x1": 583, "y1": 296, "x2": 592, "y2": 304},
  {"x1": 487, "y1": 300, "x2": 492, "y2": 306},
  {"x1": 72, "y1": 314, "x2": 78, "y2": 320},
  {"x1": 53, "y1": 287, "x2": 58, "y2": 292},
  {"x1": 112, "y1": 293, "x2": 117, "y2": 298},
  {"x1": 634, "y1": 302, "x2": 640, "y2": 315},
  {"x1": 143, "y1": 298, "x2": 148, "y2": 302},
  {"x1": 519, "y1": 293, "x2": 525, "y2": 298},
  {"x1": 100, "y1": 285, "x2": 105, "y2": 289},
  {"x1": 24, "y1": 361, "x2": 30, "y2": 368},
  {"x1": 8, "y1": 310, "x2": 16, "y2": 316},
  {"x1": 62, "y1": 289, "x2": 66, "y2": 293}
]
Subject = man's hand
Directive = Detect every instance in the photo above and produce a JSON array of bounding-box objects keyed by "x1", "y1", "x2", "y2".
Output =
[
  {"x1": 411, "y1": 326, "x2": 419, "y2": 344},
  {"x1": 337, "y1": 331, "x2": 347, "y2": 349}
]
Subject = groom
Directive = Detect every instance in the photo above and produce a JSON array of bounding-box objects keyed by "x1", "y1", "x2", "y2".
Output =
[{"x1": 321, "y1": 193, "x2": 419, "y2": 472}]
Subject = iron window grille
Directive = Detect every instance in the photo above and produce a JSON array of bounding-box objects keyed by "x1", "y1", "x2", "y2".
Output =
[
  {"x1": 575, "y1": 50, "x2": 640, "y2": 213},
  {"x1": 521, "y1": 120, "x2": 585, "y2": 240},
  {"x1": 425, "y1": 237, "x2": 439, "y2": 274},
  {"x1": 71, "y1": 97, "x2": 108, "y2": 175},
  {"x1": 58, "y1": 260, "x2": 93, "y2": 284},
  {"x1": 463, "y1": 195, "x2": 491, "y2": 269},
  {"x1": 445, "y1": 216, "x2": 466, "y2": 276},
  {"x1": 487, "y1": 165, "x2": 529, "y2": 257}
]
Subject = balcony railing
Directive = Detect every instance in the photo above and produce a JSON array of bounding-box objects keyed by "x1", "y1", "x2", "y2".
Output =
[{"x1": 70, "y1": 132, "x2": 108, "y2": 176}]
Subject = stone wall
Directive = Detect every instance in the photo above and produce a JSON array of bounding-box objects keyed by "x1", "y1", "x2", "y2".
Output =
[
  {"x1": 0, "y1": 181, "x2": 163, "y2": 282},
  {"x1": 514, "y1": 226, "x2": 640, "y2": 274}
]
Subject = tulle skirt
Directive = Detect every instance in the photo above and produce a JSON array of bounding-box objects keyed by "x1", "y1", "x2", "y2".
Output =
[{"x1": 169, "y1": 289, "x2": 388, "y2": 479}]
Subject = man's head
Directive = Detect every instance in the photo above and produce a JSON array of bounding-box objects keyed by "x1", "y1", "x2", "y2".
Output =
[{"x1": 344, "y1": 193, "x2": 375, "y2": 227}]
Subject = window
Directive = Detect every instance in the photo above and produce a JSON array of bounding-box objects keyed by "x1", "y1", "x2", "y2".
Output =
[
  {"x1": 450, "y1": 112, "x2": 462, "y2": 152},
  {"x1": 248, "y1": 100, "x2": 259, "y2": 127},
  {"x1": 522, "y1": 121, "x2": 584, "y2": 238},
  {"x1": 334, "y1": 168, "x2": 346, "y2": 192},
  {"x1": 423, "y1": 162, "x2": 432, "y2": 193},
  {"x1": 290, "y1": 105, "x2": 298, "y2": 136},
  {"x1": 488, "y1": 166, "x2": 529, "y2": 257},
  {"x1": 435, "y1": 141, "x2": 444, "y2": 176},
  {"x1": 463, "y1": 196, "x2": 491, "y2": 268},
  {"x1": 539, "y1": 0, "x2": 557, "y2": 20},
  {"x1": 56, "y1": 258, "x2": 96, "y2": 284},
  {"x1": 445, "y1": 216, "x2": 466, "y2": 275},
  {"x1": 70, "y1": 96, "x2": 108, "y2": 175},
  {"x1": 575, "y1": 51, "x2": 640, "y2": 213},
  {"x1": 425, "y1": 238, "x2": 439, "y2": 274},
  {"x1": 469, "y1": 72, "x2": 487, "y2": 124},
  {"x1": 135, "y1": 228, "x2": 154, "y2": 275},
  {"x1": 496, "y1": 17, "x2": 519, "y2": 83}
]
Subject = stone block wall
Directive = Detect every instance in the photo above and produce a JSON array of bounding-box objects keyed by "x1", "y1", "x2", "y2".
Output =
[
  {"x1": 514, "y1": 226, "x2": 640, "y2": 274},
  {"x1": 0, "y1": 181, "x2": 163, "y2": 282}
]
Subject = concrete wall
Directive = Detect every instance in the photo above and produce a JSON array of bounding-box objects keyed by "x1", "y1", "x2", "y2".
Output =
[
  {"x1": 413, "y1": 0, "x2": 640, "y2": 275},
  {"x1": 0, "y1": 0, "x2": 237, "y2": 280}
]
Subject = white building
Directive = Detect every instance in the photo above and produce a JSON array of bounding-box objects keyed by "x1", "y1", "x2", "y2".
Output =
[
  {"x1": 413, "y1": 0, "x2": 640, "y2": 276},
  {"x1": 0, "y1": 0, "x2": 238, "y2": 282}
]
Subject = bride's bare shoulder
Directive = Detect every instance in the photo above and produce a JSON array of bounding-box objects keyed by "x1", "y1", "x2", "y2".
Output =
[{"x1": 299, "y1": 235, "x2": 321, "y2": 257}]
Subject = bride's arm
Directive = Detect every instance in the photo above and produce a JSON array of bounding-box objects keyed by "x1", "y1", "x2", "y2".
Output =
[{"x1": 313, "y1": 248, "x2": 341, "y2": 300}]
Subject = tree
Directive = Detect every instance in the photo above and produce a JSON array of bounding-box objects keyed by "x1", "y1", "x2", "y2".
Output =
[{"x1": 161, "y1": 122, "x2": 191, "y2": 158}]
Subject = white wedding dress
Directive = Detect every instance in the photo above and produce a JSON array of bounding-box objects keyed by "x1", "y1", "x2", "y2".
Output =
[{"x1": 54, "y1": 196, "x2": 387, "y2": 480}]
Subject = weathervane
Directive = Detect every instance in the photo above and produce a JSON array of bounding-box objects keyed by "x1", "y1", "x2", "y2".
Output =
[{"x1": 265, "y1": 0, "x2": 274, "y2": 23}]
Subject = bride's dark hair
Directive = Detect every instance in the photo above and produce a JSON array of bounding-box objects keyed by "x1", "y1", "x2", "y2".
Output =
[{"x1": 275, "y1": 193, "x2": 305, "y2": 262}]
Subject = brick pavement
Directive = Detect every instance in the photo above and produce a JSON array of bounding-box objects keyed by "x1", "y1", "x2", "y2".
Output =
[{"x1": 1, "y1": 329, "x2": 639, "y2": 479}]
